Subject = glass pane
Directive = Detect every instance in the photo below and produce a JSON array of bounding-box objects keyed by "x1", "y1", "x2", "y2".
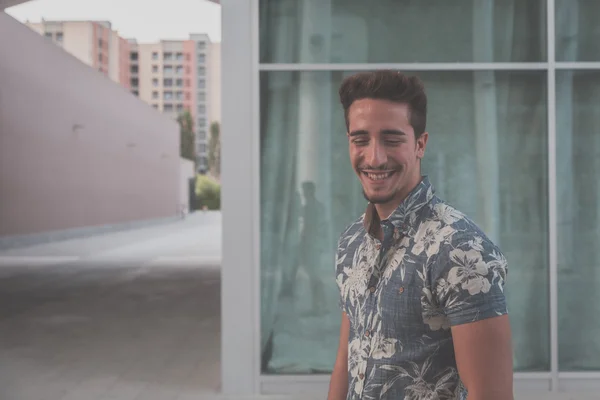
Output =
[
  {"x1": 259, "y1": 0, "x2": 546, "y2": 63},
  {"x1": 556, "y1": 0, "x2": 600, "y2": 61},
  {"x1": 260, "y1": 70, "x2": 549, "y2": 374},
  {"x1": 557, "y1": 70, "x2": 600, "y2": 370}
]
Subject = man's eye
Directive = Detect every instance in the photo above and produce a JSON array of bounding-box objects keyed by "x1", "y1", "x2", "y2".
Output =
[{"x1": 353, "y1": 140, "x2": 368, "y2": 146}]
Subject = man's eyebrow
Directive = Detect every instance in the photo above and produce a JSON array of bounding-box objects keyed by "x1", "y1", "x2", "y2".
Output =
[
  {"x1": 381, "y1": 129, "x2": 407, "y2": 136},
  {"x1": 349, "y1": 130, "x2": 368, "y2": 137}
]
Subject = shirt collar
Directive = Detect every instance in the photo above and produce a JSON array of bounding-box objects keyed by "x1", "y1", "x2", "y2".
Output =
[{"x1": 363, "y1": 176, "x2": 435, "y2": 237}]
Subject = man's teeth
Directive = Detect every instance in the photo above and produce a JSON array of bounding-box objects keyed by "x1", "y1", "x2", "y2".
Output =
[{"x1": 366, "y1": 172, "x2": 392, "y2": 180}]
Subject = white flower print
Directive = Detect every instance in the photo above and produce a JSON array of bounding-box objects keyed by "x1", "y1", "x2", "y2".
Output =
[
  {"x1": 412, "y1": 220, "x2": 455, "y2": 258},
  {"x1": 447, "y1": 248, "x2": 491, "y2": 295},
  {"x1": 433, "y1": 202, "x2": 464, "y2": 225},
  {"x1": 467, "y1": 236, "x2": 484, "y2": 252},
  {"x1": 371, "y1": 333, "x2": 399, "y2": 360}
]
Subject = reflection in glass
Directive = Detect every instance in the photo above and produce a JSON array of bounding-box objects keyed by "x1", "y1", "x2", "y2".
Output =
[
  {"x1": 557, "y1": 70, "x2": 600, "y2": 370},
  {"x1": 556, "y1": 0, "x2": 600, "y2": 61},
  {"x1": 259, "y1": 70, "x2": 549, "y2": 374},
  {"x1": 259, "y1": 0, "x2": 546, "y2": 63}
]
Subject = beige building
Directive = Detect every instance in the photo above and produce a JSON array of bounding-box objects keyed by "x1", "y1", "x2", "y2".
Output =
[
  {"x1": 25, "y1": 19, "x2": 131, "y2": 89},
  {"x1": 25, "y1": 20, "x2": 220, "y2": 173},
  {"x1": 129, "y1": 34, "x2": 219, "y2": 172}
]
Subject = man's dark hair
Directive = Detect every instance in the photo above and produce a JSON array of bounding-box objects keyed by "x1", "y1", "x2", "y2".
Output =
[{"x1": 338, "y1": 70, "x2": 427, "y2": 138}]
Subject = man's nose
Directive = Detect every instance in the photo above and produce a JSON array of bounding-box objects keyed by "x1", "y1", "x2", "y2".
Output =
[{"x1": 366, "y1": 141, "x2": 387, "y2": 167}]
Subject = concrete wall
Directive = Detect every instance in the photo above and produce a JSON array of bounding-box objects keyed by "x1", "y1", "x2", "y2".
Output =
[
  {"x1": 63, "y1": 21, "x2": 94, "y2": 67},
  {"x1": 0, "y1": 13, "x2": 180, "y2": 237}
]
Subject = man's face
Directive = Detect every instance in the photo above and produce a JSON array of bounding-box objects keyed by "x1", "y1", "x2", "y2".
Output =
[{"x1": 347, "y1": 98, "x2": 428, "y2": 209}]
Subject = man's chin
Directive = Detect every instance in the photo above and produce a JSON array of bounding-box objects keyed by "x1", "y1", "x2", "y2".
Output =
[{"x1": 362, "y1": 189, "x2": 396, "y2": 205}]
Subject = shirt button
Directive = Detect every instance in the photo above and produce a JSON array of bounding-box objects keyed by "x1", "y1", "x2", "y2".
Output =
[
  {"x1": 399, "y1": 286, "x2": 405, "y2": 294},
  {"x1": 369, "y1": 287, "x2": 375, "y2": 293},
  {"x1": 359, "y1": 373, "x2": 365, "y2": 380}
]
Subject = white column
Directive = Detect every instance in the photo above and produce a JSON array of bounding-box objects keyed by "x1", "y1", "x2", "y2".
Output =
[{"x1": 221, "y1": 0, "x2": 257, "y2": 395}]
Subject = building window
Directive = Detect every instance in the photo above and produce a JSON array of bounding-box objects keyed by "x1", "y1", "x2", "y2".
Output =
[
  {"x1": 198, "y1": 54, "x2": 206, "y2": 63},
  {"x1": 186, "y1": 92, "x2": 191, "y2": 100},
  {"x1": 186, "y1": 79, "x2": 191, "y2": 87},
  {"x1": 130, "y1": 52, "x2": 138, "y2": 61},
  {"x1": 164, "y1": 91, "x2": 173, "y2": 101},
  {"x1": 198, "y1": 92, "x2": 206, "y2": 102},
  {"x1": 130, "y1": 65, "x2": 139, "y2": 74},
  {"x1": 197, "y1": 41, "x2": 206, "y2": 50},
  {"x1": 198, "y1": 143, "x2": 207, "y2": 153},
  {"x1": 197, "y1": 118, "x2": 206, "y2": 127},
  {"x1": 198, "y1": 105, "x2": 206, "y2": 114},
  {"x1": 176, "y1": 91, "x2": 184, "y2": 101},
  {"x1": 56, "y1": 32, "x2": 63, "y2": 42},
  {"x1": 197, "y1": 66, "x2": 206, "y2": 76},
  {"x1": 152, "y1": 104, "x2": 158, "y2": 109},
  {"x1": 98, "y1": 53, "x2": 103, "y2": 63},
  {"x1": 164, "y1": 78, "x2": 173, "y2": 87},
  {"x1": 152, "y1": 78, "x2": 159, "y2": 87},
  {"x1": 164, "y1": 66, "x2": 173, "y2": 74},
  {"x1": 176, "y1": 79, "x2": 184, "y2": 87},
  {"x1": 164, "y1": 52, "x2": 173, "y2": 61},
  {"x1": 98, "y1": 38, "x2": 103, "y2": 48},
  {"x1": 176, "y1": 104, "x2": 184, "y2": 112},
  {"x1": 163, "y1": 104, "x2": 173, "y2": 112},
  {"x1": 130, "y1": 78, "x2": 139, "y2": 87},
  {"x1": 152, "y1": 65, "x2": 159, "y2": 73},
  {"x1": 152, "y1": 91, "x2": 159, "y2": 99},
  {"x1": 176, "y1": 66, "x2": 184, "y2": 75},
  {"x1": 176, "y1": 52, "x2": 184, "y2": 61},
  {"x1": 198, "y1": 79, "x2": 206, "y2": 89},
  {"x1": 198, "y1": 130, "x2": 206, "y2": 140},
  {"x1": 131, "y1": 90, "x2": 139, "y2": 96},
  {"x1": 44, "y1": 32, "x2": 52, "y2": 38},
  {"x1": 152, "y1": 52, "x2": 158, "y2": 60}
]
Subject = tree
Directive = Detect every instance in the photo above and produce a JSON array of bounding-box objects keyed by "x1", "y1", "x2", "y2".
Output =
[
  {"x1": 177, "y1": 110, "x2": 195, "y2": 162},
  {"x1": 208, "y1": 121, "x2": 221, "y2": 178}
]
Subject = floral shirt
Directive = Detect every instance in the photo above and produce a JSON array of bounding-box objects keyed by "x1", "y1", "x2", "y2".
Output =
[{"x1": 335, "y1": 176, "x2": 508, "y2": 400}]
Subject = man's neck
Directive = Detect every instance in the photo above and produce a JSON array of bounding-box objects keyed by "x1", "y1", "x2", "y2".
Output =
[{"x1": 374, "y1": 176, "x2": 423, "y2": 221}]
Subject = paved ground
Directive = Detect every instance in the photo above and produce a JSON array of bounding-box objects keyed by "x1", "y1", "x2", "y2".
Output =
[{"x1": 0, "y1": 212, "x2": 221, "y2": 400}]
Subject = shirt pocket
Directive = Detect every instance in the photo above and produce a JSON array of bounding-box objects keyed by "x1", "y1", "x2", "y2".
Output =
[{"x1": 379, "y1": 262, "x2": 427, "y2": 343}]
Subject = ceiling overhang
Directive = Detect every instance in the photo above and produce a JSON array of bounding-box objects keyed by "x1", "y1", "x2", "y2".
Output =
[{"x1": 0, "y1": 0, "x2": 31, "y2": 10}]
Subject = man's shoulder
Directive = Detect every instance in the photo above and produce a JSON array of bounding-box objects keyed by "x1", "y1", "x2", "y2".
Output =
[{"x1": 428, "y1": 197, "x2": 505, "y2": 258}]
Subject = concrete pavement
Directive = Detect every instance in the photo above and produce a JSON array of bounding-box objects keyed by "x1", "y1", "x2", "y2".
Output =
[{"x1": 0, "y1": 212, "x2": 221, "y2": 400}]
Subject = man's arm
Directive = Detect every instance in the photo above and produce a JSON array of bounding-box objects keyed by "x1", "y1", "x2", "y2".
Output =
[
  {"x1": 327, "y1": 312, "x2": 350, "y2": 400},
  {"x1": 452, "y1": 315, "x2": 514, "y2": 400}
]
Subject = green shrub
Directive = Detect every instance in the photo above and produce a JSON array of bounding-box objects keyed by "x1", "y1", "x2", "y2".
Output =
[{"x1": 194, "y1": 174, "x2": 221, "y2": 210}]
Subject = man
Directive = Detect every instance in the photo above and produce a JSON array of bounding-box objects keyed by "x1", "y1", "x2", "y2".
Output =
[{"x1": 328, "y1": 70, "x2": 513, "y2": 400}]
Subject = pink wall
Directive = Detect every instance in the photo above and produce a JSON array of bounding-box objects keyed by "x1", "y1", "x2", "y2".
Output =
[
  {"x1": 183, "y1": 40, "x2": 196, "y2": 122},
  {"x1": 0, "y1": 13, "x2": 180, "y2": 236}
]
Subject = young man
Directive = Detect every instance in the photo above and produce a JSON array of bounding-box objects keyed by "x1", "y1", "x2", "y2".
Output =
[{"x1": 328, "y1": 70, "x2": 513, "y2": 400}]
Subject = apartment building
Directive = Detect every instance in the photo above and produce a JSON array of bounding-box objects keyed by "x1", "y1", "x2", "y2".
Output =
[
  {"x1": 128, "y1": 34, "x2": 216, "y2": 172},
  {"x1": 25, "y1": 19, "x2": 131, "y2": 89},
  {"x1": 25, "y1": 21, "x2": 220, "y2": 174}
]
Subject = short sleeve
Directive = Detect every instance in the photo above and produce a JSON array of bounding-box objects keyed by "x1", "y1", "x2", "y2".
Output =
[{"x1": 432, "y1": 232, "x2": 508, "y2": 327}]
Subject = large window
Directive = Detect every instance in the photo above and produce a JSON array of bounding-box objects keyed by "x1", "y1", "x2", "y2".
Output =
[
  {"x1": 260, "y1": 0, "x2": 546, "y2": 63},
  {"x1": 556, "y1": 71, "x2": 600, "y2": 371},
  {"x1": 257, "y1": 0, "x2": 600, "y2": 386},
  {"x1": 260, "y1": 70, "x2": 548, "y2": 374}
]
